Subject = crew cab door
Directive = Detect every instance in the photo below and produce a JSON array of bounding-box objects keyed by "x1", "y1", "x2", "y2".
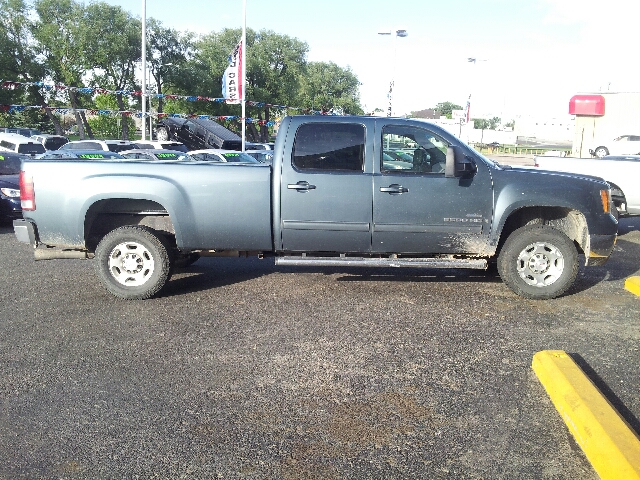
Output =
[
  {"x1": 279, "y1": 121, "x2": 373, "y2": 253},
  {"x1": 372, "y1": 123, "x2": 493, "y2": 254}
]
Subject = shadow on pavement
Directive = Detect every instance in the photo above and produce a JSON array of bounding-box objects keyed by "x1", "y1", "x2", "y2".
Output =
[{"x1": 571, "y1": 353, "x2": 640, "y2": 436}]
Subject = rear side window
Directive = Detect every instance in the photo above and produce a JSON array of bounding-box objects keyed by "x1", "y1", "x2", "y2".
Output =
[
  {"x1": 292, "y1": 123, "x2": 365, "y2": 171},
  {"x1": 108, "y1": 144, "x2": 132, "y2": 153},
  {"x1": 45, "y1": 138, "x2": 68, "y2": 150},
  {"x1": 18, "y1": 143, "x2": 45, "y2": 155},
  {"x1": 163, "y1": 143, "x2": 188, "y2": 152}
]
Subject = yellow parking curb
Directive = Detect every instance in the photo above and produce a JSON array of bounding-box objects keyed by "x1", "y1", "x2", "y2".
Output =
[
  {"x1": 625, "y1": 276, "x2": 640, "y2": 297},
  {"x1": 532, "y1": 350, "x2": 640, "y2": 480}
]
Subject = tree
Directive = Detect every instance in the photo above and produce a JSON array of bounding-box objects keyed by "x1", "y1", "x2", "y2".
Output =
[
  {"x1": 298, "y1": 62, "x2": 363, "y2": 115},
  {"x1": 88, "y1": 94, "x2": 135, "y2": 138},
  {"x1": 33, "y1": 0, "x2": 96, "y2": 138},
  {"x1": 433, "y1": 101, "x2": 462, "y2": 119},
  {"x1": 83, "y1": 2, "x2": 141, "y2": 140},
  {"x1": 146, "y1": 18, "x2": 195, "y2": 115},
  {"x1": 190, "y1": 28, "x2": 309, "y2": 141}
]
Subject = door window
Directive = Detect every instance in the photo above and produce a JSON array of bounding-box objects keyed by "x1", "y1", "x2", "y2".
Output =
[
  {"x1": 381, "y1": 125, "x2": 449, "y2": 174},
  {"x1": 292, "y1": 123, "x2": 365, "y2": 172}
]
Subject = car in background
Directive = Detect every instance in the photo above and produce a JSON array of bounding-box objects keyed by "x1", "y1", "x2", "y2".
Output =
[
  {"x1": 0, "y1": 127, "x2": 41, "y2": 137},
  {"x1": 119, "y1": 149, "x2": 194, "y2": 161},
  {"x1": 155, "y1": 117, "x2": 243, "y2": 151},
  {"x1": 132, "y1": 140, "x2": 188, "y2": 152},
  {"x1": 0, "y1": 133, "x2": 46, "y2": 156},
  {"x1": 0, "y1": 152, "x2": 28, "y2": 222},
  {"x1": 590, "y1": 135, "x2": 640, "y2": 158},
  {"x1": 38, "y1": 150, "x2": 125, "y2": 160},
  {"x1": 245, "y1": 142, "x2": 275, "y2": 150},
  {"x1": 189, "y1": 149, "x2": 259, "y2": 163},
  {"x1": 31, "y1": 134, "x2": 69, "y2": 151},
  {"x1": 244, "y1": 150, "x2": 274, "y2": 164},
  {"x1": 59, "y1": 139, "x2": 138, "y2": 153}
]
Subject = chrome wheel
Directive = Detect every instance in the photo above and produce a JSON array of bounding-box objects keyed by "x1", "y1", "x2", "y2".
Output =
[
  {"x1": 108, "y1": 241, "x2": 155, "y2": 286},
  {"x1": 516, "y1": 241, "x2": 564, "y2": 287}
]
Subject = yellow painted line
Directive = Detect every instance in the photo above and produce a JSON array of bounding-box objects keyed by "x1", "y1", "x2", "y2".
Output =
[
  {"x1": 532, "y1": 350, "x2": 640, "y2": 480},
  {"x1": 625, "y1": 276, "x2": 640, "y2": 297}
]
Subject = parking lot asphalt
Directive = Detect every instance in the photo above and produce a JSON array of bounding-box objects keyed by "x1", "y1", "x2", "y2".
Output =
[{"x1": 0, "y1": 218, "x2": 639, "y2": 479}]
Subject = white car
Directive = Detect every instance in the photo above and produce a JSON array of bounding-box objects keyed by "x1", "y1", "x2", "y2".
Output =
[
  {"x1": 591, "y1": 135, "x2": 640, "y2": 158},
  {"x1": 244, "y1": 149, "x2": 274, "y2": 164},
  {"x1": 188, "y1": 149, "x2": 259, "y2": 163},
  {"x1": 132, "y1": 140, "x2": 188, "y2": 152},
  {"x1": 59, "y1": 139, "x2": 138, "y2": 153}
]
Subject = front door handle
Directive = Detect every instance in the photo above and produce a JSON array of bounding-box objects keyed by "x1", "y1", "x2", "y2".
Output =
[
  {"x1": 380, "y1": 184, "x2": 408, "y2": 194},
  {"x1": 287, "y1": 181, "x2": 317, "y2": 191}
]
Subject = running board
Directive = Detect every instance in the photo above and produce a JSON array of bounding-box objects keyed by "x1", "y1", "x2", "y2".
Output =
[{"x1": 275, "y1": 256, "x2": 487, "y2": 269}]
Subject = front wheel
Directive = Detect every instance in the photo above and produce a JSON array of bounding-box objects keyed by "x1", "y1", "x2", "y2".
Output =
[
  {"x1": 94, "y1": 226, "x2": 172, "y2": 299},
  {"x1": 497, "y1": 225, "x2": 578, "y2": 299}
]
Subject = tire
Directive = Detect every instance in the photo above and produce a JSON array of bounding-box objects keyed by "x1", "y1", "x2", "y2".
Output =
[
  {"x1": 94, "y1": 226, "x2": 172, "y2": 299},
  {"x1": 156, "y1": 127, "x2": 170, "y2": 141},
  {"x1": 594, "y1": 146, "x2": 609, "y2": 158},
  {"x1": 497, "y1": 225, "x2": 578, "y2": 299}
]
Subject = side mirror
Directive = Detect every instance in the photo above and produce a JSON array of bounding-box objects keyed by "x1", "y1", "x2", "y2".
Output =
[{"x1": 446, "y1": 146, "x2": 476, "y2": 178}]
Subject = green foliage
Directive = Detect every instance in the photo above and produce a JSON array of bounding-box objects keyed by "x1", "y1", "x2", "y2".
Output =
[
  {"x1": 87, "y1": 95, "x2": 135, "y2": 139},
  {"x1": 433, "y1": 101, "x2": 463, "y2": 119},
  {"x1": 473, "y1": 117, "x2": 502, "y2": 130},
  {"x1": 298, "y1": 62, "x2": 363, "y2": 115},
  {"x1": 1, "y1": 3, "x2": 366, "y2": 138}
]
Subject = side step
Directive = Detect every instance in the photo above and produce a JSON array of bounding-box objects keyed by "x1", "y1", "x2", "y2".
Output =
[{"x1": 275, "y1": 255, "x2": 487, "y2": 269}]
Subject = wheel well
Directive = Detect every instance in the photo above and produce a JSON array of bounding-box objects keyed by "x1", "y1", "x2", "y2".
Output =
[
  {"x1": 84, "y1": 198, "x2": 175, "y2": 252},
  {"x1": 498, "y1": 206, "x2": 588, "y2": 255}
]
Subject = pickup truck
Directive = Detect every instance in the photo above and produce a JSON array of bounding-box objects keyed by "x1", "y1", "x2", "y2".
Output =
[
  {"x1": 534, "y1": 155, "x2": 640, "y2": 216},
  {"x1": 13, "y1": 116, "x2": 617, "y2": 300}
]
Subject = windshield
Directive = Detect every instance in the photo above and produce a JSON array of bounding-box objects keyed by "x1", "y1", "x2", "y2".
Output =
[{"x1": 0, "y1": 154, "x2": 23, "y2": 175}]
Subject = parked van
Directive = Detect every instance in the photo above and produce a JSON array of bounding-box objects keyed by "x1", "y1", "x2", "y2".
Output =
[{"x1": 0, "y1": 133, "x2": 46, "y2": 156}]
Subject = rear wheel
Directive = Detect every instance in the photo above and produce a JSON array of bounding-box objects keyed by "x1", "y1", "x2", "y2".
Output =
[
  {"x1": 95, "y1": 226, "x2": 172, "y2": 299},
  {"x1": 594, "y1": 146, "x2": 609, "y2": 158},
  {"x1": 497, "y1": 225, "x2": 578, "y2": 299}
]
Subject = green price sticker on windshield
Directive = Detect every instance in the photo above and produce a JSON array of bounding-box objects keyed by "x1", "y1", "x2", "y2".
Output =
[
  {"x1": 78, "y1": 154, "x2": 106, "y2": 159},
  {"x1": 223, "y1": 153, "x2": 240, "y2": 157},
  {"x1": 0, "y1": 155, "x2": 4, "y2": 161},
  {"x1": 156, "y1": 153, "x2": 178, "y2": 159}
]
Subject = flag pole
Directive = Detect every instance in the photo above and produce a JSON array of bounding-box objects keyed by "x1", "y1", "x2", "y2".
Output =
[
  {"x1": 141, "y1": 0, "x2": 147, "y2": 140},
  {"x1": 241, "y1": 0, "x2": 246, "y2": 152}
]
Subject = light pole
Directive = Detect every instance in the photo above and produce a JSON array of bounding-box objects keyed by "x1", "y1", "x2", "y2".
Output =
[{"x1": 378, "y1": 29, "x2": 408, "y2": 117}]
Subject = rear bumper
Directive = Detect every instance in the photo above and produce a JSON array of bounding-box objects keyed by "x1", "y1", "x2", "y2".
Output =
[
  {"x1": 13, "y1": 219, "x2": 38, "y2": 245},
  {"x1": 586, "y1": 233, "x2": 617, "y2": 266}
]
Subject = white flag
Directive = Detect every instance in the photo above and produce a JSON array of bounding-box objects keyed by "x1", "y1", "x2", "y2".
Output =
[{"x1": 222, "y1": 41, "x2": 243, "y2": 104}]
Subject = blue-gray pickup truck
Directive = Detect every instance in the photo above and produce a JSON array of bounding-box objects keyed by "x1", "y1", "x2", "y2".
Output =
[{"x1": 13, "y1": 116, "x2": 617, "y2": 300}]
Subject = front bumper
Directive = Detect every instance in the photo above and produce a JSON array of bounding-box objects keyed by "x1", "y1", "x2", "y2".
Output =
[{"x1": 586, "y1": 233, "x2": 617, "y2": 266}]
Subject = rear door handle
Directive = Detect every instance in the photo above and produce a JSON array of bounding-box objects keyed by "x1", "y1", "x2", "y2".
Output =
[
  {"x1": 287, "y1": 181, "x2": 317, "y2": 191},
  {"x1": 380, "y1": 184, "x2": 408, "y2": 194}
]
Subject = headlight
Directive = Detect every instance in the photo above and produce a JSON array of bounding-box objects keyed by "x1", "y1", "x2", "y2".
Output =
[{"x1": 0, "y1": 187, "x2": 20, "y2": 198}]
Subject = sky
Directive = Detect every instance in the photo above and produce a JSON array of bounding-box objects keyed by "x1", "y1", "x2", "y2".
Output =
[{"x1": 101, "y1": 0, "x2": 638, "y2": 120}]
